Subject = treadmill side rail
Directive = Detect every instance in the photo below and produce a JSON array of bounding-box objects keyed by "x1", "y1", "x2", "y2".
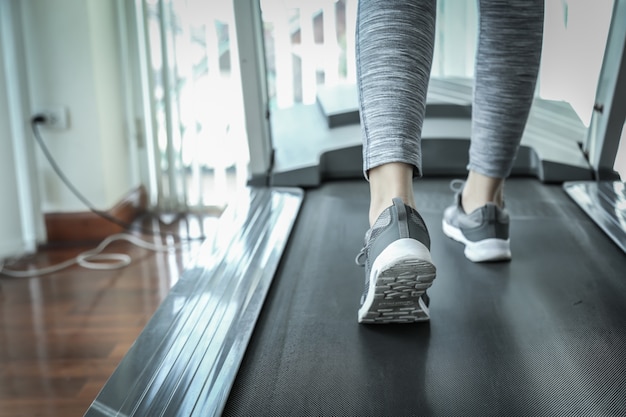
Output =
[{"x1": 84, "y1": 187, "x2": 303, "y2": 417}]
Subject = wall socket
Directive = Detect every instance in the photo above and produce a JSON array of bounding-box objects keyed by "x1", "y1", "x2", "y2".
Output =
[{"x1": 37, "y1": 106, "x2": 69, "y2": 129}]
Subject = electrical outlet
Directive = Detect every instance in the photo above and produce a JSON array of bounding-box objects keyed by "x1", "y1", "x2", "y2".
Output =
[{"x1": 38, "y1": 106, "x2": 69, "y2": 129}]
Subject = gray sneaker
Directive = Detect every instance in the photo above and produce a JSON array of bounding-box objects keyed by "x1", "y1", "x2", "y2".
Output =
[
  {"x1": 355, "y1": 198, "x2": 436, "y2": 324},
  {"x1": 442, "y1": 186, "x2": 511, "y2": 262}
]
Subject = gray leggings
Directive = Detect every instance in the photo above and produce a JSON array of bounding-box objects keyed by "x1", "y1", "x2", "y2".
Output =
[{"x1": 357, "y1": 0, "x2": 544, "y2": 179}]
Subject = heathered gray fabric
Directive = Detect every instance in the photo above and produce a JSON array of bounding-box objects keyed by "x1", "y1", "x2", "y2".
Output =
[{"x1": 357, "y1": 0, "x2": 544, "y2": 179}]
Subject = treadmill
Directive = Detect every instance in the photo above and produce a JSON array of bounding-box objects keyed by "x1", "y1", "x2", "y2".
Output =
[{"x1": 85, "y1": 2, "x2": 626, "y2": 416}]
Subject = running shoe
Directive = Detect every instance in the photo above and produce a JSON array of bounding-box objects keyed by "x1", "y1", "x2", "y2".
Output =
[
  {"x1": 442, "y1": 183, "x2": 511, "y2": 262},
  {"x1": 355, "y1": 197, "x2": 436, "y2": 324}
]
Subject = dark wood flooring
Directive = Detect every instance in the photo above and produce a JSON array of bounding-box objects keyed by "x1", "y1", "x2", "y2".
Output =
[{"x1": 0, "y1": 213, "x2": 219, "y2": 417}]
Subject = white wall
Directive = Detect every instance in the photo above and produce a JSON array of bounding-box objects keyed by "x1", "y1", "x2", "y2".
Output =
[
  {"x1": 0, "y1": 0, "x2": 45, "y2": 259},
  {"x1": 21, "y1": 0, "x2": 136, "y2": 212},
  {"x1": 0, "y1": 47, "x2": 28, "y2": 258},
  {"x1": 540, "y1": 0, "x2": 614, "y2": 126},
  {"x1": 88, "y1": 0, "x2": 133, "y2": 204}
]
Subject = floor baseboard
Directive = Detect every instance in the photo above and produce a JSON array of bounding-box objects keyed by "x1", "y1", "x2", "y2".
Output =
[{"x1": 44, "y1": 186, "x2": 148, "y2": 243}]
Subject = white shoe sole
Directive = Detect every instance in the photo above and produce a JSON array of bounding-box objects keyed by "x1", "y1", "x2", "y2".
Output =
[
  {"x1": 358, "y1": 238, "x2": 436, "y2": 324},
  {"x1": 442, "y1": 219, "x2": 511, "y2": 262}
]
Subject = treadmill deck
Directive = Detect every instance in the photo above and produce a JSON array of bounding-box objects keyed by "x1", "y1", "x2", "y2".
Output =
[{"x1": 224, "y1": 179, "x2": 626, "y2": 416}]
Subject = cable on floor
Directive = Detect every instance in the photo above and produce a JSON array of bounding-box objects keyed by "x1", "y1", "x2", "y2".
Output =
[
  {"x1": 30, "y1": 116, "x2": 192, "y2": 239},
  {"x1": 0, "y1": 117, "x2": 203, "y2": 279},
  {"x1": 0, "y1": 233, "x2": 187, "y2": 278}
]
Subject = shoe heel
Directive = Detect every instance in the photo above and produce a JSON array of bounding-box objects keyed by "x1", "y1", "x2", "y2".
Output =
[{"x1": 358, "y1": 239, "x2": 436, "y2": 324}]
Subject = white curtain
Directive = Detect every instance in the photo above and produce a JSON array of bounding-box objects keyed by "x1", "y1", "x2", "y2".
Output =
[{"x1": 134, "y1": 0, "x2": 250, "y2": 212}]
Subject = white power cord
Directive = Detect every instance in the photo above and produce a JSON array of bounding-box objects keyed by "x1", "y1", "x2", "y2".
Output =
[
  {"x1": 0, "y1": 116, "x2": 198, "y2": 279},
  {"x1": 0, "y1": 233, "x2": 185, "y2": 278}
]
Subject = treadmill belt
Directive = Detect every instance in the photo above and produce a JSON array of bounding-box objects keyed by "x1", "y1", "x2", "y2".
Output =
[{"x1": 223, "y1": 179, "x2": 626, "y2": 416}]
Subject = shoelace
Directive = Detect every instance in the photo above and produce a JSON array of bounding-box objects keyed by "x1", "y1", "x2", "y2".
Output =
[
  {"x1": 450, "y1": 179, "x2": 465, "y2": 193},
  {"x1": 355, "y1": 230, "x2": 370, "y2": 266},
  {"x1": 355, "y1": 249, "x2": 366, "y2": 267}
]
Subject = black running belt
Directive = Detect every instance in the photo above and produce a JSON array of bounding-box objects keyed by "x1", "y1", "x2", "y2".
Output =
[{"x1": 223, "y1": 178, "x2": 626, "y2": 416}]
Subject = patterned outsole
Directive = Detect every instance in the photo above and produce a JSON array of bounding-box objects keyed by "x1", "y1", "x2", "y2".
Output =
[{"x1": 358, "y1": 258, "x2": 436, "y2": 324}]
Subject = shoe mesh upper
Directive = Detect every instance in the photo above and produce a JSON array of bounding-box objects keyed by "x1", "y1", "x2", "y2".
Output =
[
  {"x1": 358, "y1": 200, "x2": 430, "y2": 306},
  {"x1": 443, "y1": 184, "x2": 510, "y2": 242}
]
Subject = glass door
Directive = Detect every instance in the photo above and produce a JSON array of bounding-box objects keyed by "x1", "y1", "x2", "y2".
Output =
[
  {"x1": 579, "y1": 0, "x2": 626, "y2": 179},
  {"x1": 236, "y1": 0, "x2": 622, "y2": 184}
]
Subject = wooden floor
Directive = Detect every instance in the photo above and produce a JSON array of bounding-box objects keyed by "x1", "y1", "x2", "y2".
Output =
[{"x1": 0, "y1": 213, "x2": 219, "y2": 417}]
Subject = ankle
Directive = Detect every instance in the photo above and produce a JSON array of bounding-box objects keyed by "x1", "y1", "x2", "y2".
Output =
[
  {"x1": 368, "y1": 163, "x2": 416, "y2": 226},
  {"x1": 461, "y1": 171, "x2": 504, "y2": 213},
  {"x1": 462, "y1": 194, "x2": 502, "y2": 214},
  {"x1": 369, "y1": 193, "x2": 415, "y2": 226}
]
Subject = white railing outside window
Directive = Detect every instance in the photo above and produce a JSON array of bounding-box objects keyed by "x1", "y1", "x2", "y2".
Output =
[
  {"x1": 136, "y1": 0, "x2": 479, "y2": 212},
  {"x1": 140, "y1": 0, "x2": 249, "y2": 211},
  {"x1": 261, "y1": 0, "x2": 358, "y2": 108},
  {"x1": 134, "y1": 0, "x2": 614, "y2": 211}
]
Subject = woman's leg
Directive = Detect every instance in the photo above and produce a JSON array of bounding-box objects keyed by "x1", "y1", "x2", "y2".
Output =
[
  {"x1": 463, "y1": 0, "x2": 544, "y2": 213},
  {"x1": 443, "y1": 0, "x2": 544, "y2": 262},
  {"x1": 355, "y1": 0, "x2": 438, "y2": 323},
  {"x1": 357, "y1": 0, "x2": 437, "y2": 225}
]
